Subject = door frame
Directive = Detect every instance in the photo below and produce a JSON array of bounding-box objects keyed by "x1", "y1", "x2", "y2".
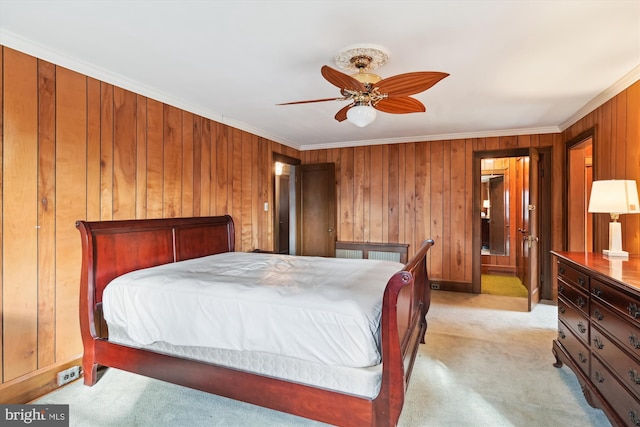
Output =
[
  {"x1": 472, "y1": 147, "x2": 552, "y2": 303},
  {"x1": 564, "y1": 128, "x2": 596, "y2": 252}
]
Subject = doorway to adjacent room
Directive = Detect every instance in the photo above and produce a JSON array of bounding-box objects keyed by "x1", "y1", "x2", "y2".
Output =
[{"x1": 473, "y1": 147, "x2": 552, "y2": 311}]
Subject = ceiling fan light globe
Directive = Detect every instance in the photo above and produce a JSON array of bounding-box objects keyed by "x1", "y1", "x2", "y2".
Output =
[{"x1": 347, "y1": 105, "x2": 377, "y2": 127}]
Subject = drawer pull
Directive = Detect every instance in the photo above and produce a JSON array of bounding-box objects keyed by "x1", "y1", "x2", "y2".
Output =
[
  {"x1": 559, "y1": 285, "x2": 564, "y2": 295},
  {"x1": 593, "y1": 287, "x2": 602, "y2": 297},
  {"x1": 629, "y1": 303, "x2": 640, "y2": 319},
  {"x1": 593, "y1": 337, "x2": 604, "y2": 350},
  {"x1": 578, "y1": 352, "x2": 587, "y2": 364},
  {"x1": 577, "y1": 322, "x2": 586, "y2": 334},
  {"x1": 629, "y1": 369, "x2": 640, "y2": 385},
  {"x1": 559, "y1": 330, "x2": 566, "y2": 340},
  {"x1": 594, "y1": 370, "x2": 605, "y2": 383},
  {"x1": 630, "y1": 334, "x2": 640, "y2": 349},
  {"x1": 577, "y1": 277, "x2": 585, "y2": 287},
  {"x1": 576, "y1": 296, "x2": 586, "y2": 308},
  {"x1": 629, "y1": 410, "x2": 640, "y2": 426},
  {"x1": 593, "y1": 308, "x2": 604, "y2": 321},
  {"x1": 559, "y1": 306, "x2": 566, "y2": 314},
  {"x1": 559, "y1": 266, "x2": 565, "y2": 275}
]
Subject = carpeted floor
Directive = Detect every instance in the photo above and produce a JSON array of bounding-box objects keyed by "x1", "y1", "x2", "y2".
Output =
[
  {"x1": 35, "y1": 291, "x2": 612, "y2": 426},
  {"x1": 481, "y1": 274, "x2": 528, "y2": 298}
]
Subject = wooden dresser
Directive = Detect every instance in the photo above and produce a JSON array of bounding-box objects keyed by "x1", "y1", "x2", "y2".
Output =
[{"x1": 551, "y1": 251, "x2": 640, "y2": 427}]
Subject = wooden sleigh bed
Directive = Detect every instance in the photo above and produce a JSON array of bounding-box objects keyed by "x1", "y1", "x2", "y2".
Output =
[{"x1": 76, "y1": 215, "x2": 434, "y2": 427}]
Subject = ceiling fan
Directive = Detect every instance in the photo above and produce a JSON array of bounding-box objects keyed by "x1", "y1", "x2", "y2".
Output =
[{"x1": 277, "y1": 46, "x2": 449, "y2": 127}]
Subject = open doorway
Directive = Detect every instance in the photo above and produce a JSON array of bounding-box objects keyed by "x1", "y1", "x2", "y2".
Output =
[
  {"x1": 480, "y1": 156, "x2": 525, "y2": 298},
  {"x1": 473, "y1": 148, "x2": 552, "y2": 311}
]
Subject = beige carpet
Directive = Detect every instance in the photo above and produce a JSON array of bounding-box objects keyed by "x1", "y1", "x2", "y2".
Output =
[{"x1": 35, "y1": 291, "x2": 611, "y2": 426}]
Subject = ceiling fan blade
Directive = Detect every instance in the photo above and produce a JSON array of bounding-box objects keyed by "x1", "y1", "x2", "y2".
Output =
[
  {"x1": 277, "y1": 97, "x2": 347, "y2": 106},
  {"x1": 321, "y1": 65, "x2": 366, "y2": 92},
  {"x1": 334, "y1": 104, "x2": 352, "y2": 122},
  {"x1": 374, "y1": 72, "x2": 449, "y2": 97},
  {"x1": 374, "y1": 97, "x2": 426, "y2": 114}
]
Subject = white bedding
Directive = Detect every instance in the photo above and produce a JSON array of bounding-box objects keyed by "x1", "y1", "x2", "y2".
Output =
[{"x1": 102, "y1": 252, "x2": 404, "y2": 368}]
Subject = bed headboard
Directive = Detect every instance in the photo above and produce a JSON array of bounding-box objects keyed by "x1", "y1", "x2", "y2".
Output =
[{"x1": 76, "y1": 215, "x2": 235, "y2": 306}]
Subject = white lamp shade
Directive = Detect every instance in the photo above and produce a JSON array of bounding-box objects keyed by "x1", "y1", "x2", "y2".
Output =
[
  {"x1": 347, "y1": 105, "x2": 377, "y2": 127},
  {"x1": 588, "y1": 180, "x2": 640, "y2": 214}
]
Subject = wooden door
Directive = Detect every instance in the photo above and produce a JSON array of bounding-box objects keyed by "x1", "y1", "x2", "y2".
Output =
[
  {"x1": 519, "y1": 149, "x2": 541, "y2": 311},
  {"x1": 300, "y1": 163, "x2": 336, "y2": 257}
]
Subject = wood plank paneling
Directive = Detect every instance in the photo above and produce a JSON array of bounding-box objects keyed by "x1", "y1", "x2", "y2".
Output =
[
  {"x1": 181, "y1": 112, "x2": 194, "y2": 217},
  {"x1": 215, "y1": 122, "x2": 229, "y2": 215},
  {"x1": 624, "y1": 82, "x2": 640, "y2": 254},
  {"x1": 113, "y1": 87, "x2": 137, "y2": 220},
  {"x1": 37, "y1": 59, "x2": 56, "y2": 368},
  {"x1": 340, "y1": 147, "x2": 354, "y2": 241},
  {"x1": 3, "y1": 48, "x2": 39, "y2": 381},
  {"x1": 87, "y1": 79, "x2": 102, "y2": 221},
  {"x1": 301, "y1": 133, "x2": 565, "y2": 286},
  {"x1": 100, "y1": 83, "x2": 113, "y2": 220},
  {"x1": 370, "y1": 145, "x2": 383, "y2": 242},
  {"x1": 146, "y1": 99, "x2": 164, "y2": 219},
  {"x1": 55, "y1": 66, "x2": 87, "y2": 361},
  {"x1": 449, "y1": 139, "x2": 466, "y2": 282},
  {"x1": 353, "y1": 146, "x2": 366, "y2": 242},
  {"x1": 0, "y1": 48, "x2": 299, "y2": 396},
  {"x1": 163, "y1": 105, "x2": 182, "y2": 218},
  {"x1": 135, "y1": 95, "x2": 147, "y2": 219},
  {"x1": 200, "y1": 119, "x2": 211, "y2": 216}
]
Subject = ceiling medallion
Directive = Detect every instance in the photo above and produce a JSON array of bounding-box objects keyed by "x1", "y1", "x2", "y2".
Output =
[{"x1": 334, "y1": 44, "x2": 390, "y2": 73}]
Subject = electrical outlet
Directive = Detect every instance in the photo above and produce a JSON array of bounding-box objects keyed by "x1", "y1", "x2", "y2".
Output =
[
  {"x1": 57, "y1": 366, "x2": 81, "y2": 386},
  {"x1": 431, "y1": 283, "x2": 440, "y2": 290}
]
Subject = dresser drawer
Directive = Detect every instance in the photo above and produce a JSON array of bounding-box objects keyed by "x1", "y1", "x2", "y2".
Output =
[
  {"x1": 559, "y1": 296, "x2": 589, "y2": 346},
  {"x1": 592, "y1": 299, "x2": 640, "y2": 360},
  {"x1": 558, "y1": 278, "x2": 589, "y2": 315},
  {"x1": 558, "y1": 261, "x2": 589, "y2": 292},
  {"x1": 591, "y1": 324, "x2": 640, "y2": 400},
  {"x1": 558, "y1": 319, "x2": 590, "y2": 376},
  {"x1": 591, "y1": 356, "x2": 640, "y2": 427},
  {"x1": 592, "y1": 278, "x2": 640, "y2": 325}
]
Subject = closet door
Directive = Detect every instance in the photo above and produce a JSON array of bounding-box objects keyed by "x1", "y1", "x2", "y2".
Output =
[{"x1": 300, "y1": 163, "x2": 336, "y2": 257}]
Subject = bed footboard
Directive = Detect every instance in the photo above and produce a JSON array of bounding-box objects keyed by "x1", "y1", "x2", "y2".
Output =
[{"x1": 76, "y1": 215, "x2": 434, "y2": 427}]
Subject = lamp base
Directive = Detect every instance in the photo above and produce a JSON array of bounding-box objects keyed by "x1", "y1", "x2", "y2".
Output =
[
  {"x1": 604, "y1": 221, "x2": 628, "y2": 259},
  {"x1": 602, "y1": 249, "x2": 629, "y2": 259}
]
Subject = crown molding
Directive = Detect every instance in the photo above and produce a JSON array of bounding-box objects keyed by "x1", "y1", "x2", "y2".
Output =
[
  {"x1": 299, "y1": 126, "x2": 561, "y2": 151},
  {"x1": 559, "y1": 64, "x2": 640, "y2": 131}
]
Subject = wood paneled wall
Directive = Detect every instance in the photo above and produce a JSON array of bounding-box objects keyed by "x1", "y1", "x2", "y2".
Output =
[
  {"x1": 300, "y1": 134, "x2": 559, "y2": 285},
  {"x1": 0, "y1": 46, "x2": 298, "y2": 389},
  {"x1": 0, "y1": 41, "x2": 637, "y2": 401},
  {"x1": 562, "y1": 80, "x2": 640, "y2": 255}
]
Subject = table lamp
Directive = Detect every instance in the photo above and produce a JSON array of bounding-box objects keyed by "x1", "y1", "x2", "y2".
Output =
[{"x1": 587, "y1": 179, "x2": 640, "y2": 258}]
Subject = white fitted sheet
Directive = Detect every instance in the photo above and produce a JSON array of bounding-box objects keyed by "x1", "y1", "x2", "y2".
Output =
[{"x1": 102, "y1": 252, "x2": 404, "y2": 368}]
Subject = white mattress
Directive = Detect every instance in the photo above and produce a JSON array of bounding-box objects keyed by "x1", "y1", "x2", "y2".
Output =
[
  {"x1": 108, "y1": 324, "x2": 383, "y2": 399},
  {"x1": 102, "y1": 252, "x2": 404, "y2": 368}
]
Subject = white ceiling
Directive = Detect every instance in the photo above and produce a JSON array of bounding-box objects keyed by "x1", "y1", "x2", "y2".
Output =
[{"x1": 1, "y1": 0, "x2": 638, "y2": 151}]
